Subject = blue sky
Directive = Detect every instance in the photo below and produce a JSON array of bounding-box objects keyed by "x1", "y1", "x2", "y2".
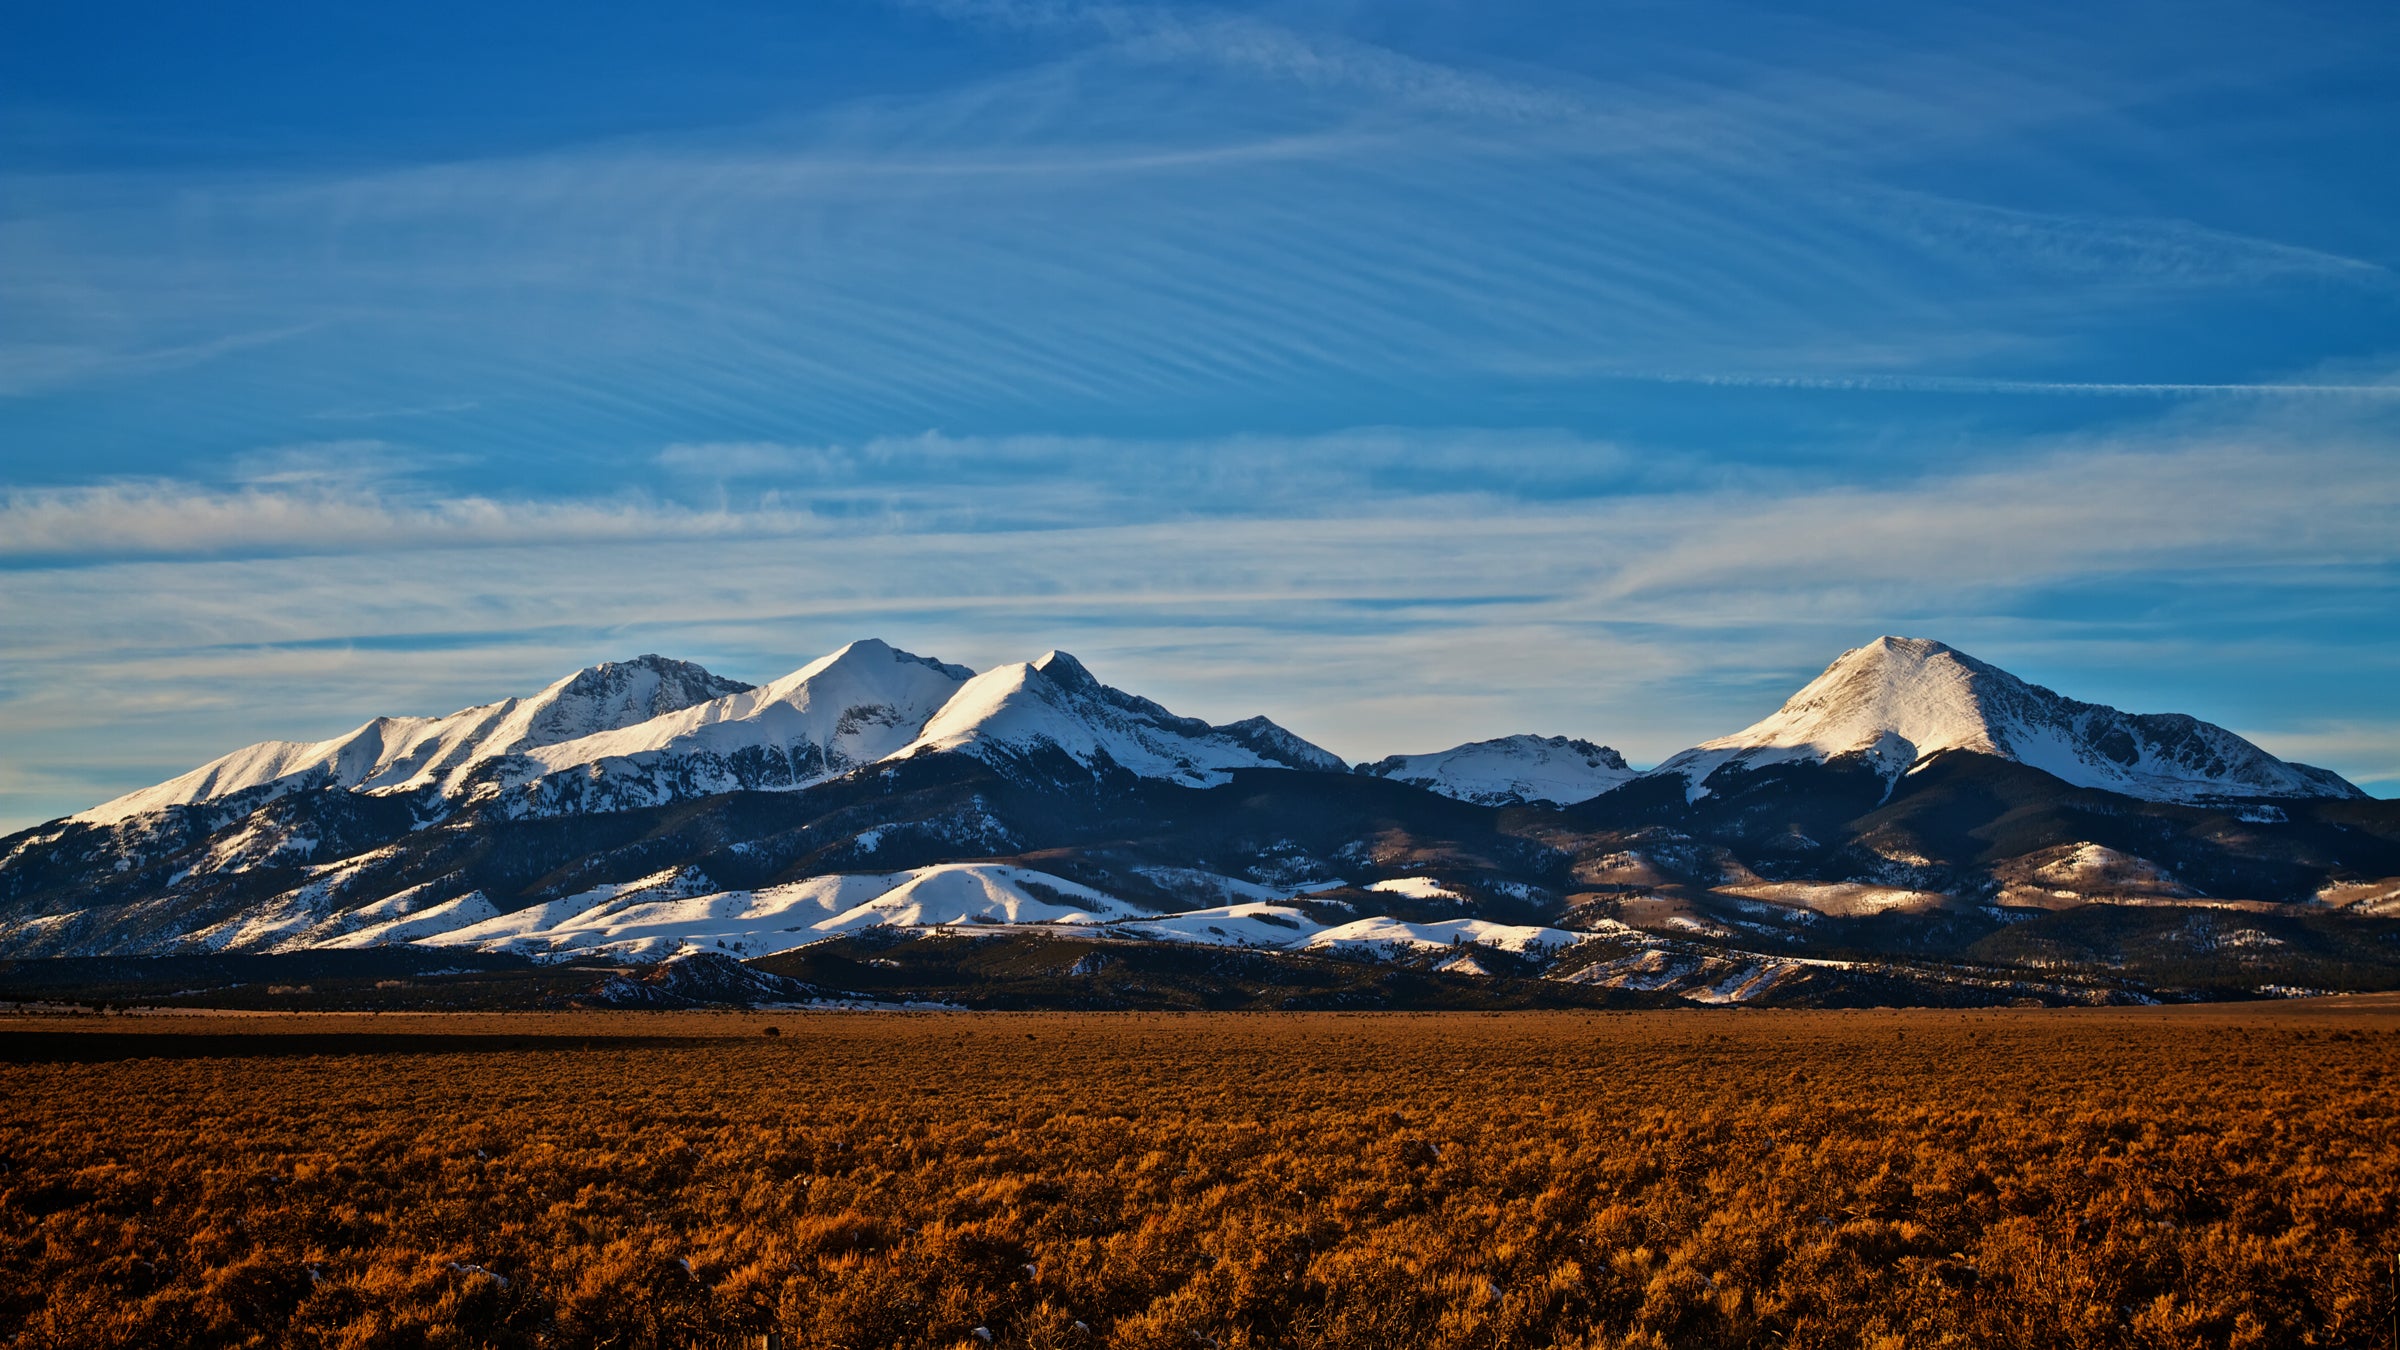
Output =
[{"x1": 3, "y1": 0, "x2": 2397, "y2": 829}]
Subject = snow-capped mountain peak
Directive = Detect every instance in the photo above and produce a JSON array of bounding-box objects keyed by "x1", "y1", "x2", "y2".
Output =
[
  {"x1": 1357, "y1": 734, "x2": 1635, "y2": 806},
  {"x1": 516, "y1": 656, "x2": 755, "y2": 749},
  {"x1": 1653, "y1": 636, "x2": 2363, "y2": 804},
  {"x1": 891, "y1": 651, "x2": 1342, "y2": 786},
  {"x1": 1031, "y1": 649, "x2": 1099, "y2": 688},
  {"x1": 71, "y1": 655, "x2": 750, "y2": 826},
  {"x1": 1214, "y1": 716, "x2": 1350, "y2": 774},
  {"x1": 500, "y1": 638, "x2": 976, "y2": 813}
]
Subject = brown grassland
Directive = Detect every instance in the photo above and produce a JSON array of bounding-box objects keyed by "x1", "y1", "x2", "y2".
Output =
[{"x1": 2, "y1": 1001, "x2": 2397, "y2": 1349}]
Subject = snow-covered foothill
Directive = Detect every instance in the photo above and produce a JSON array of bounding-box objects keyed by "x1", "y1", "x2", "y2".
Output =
[
  {"x1": 1651, "y1": 636, "x2": 2363, "y2": 804},
  {"x1": 1712, "y1": 880, "x2": 1951, "y2": 918},
  {"x1": 1356, "y1": 735, "x2": 1635, "y2": 806},
  {"x1": 317, "y1": 892, "x2": 502, "y2": 949},
  {"x1": 1117, "y1": 903, "x2": 1330, "y2": 947},
  {"x1": 396, "y1": 864, "x2": 1145, "y2": 961},
  {"x1": 182, "y1": 891, "x2": 342, "y2": 953},
  {"x1": 1129, "y1": 866, "x2": 1302, "y2": 907},
  {"x1": 2027, "y1": 843, "x2": 2194, "y2": 896},
  {"x1": 181, "y1": 865, "x2": 440, "y2": 953},
  {"x1": 1302, "y1": 916, "x2": 1589, "y2": 958},
  {"x1": 2315, "y1": 878, "x2": 2400, "y2": 915},
  {"x1": 1987, "y1": 842, "x2": 2203, "y2": 909},
  {"x1": 423, "y1": 874, "x2": 897, "y2": 960},
  {"x1": 1554, "y1": 946, "x2": 1818, "y2": 1004},
  {"x1": 226, "y1": 854, "x2": 1608, "y2": 972},
  {"x1": 810, "y1": 864, "x2": 1144, "y2": 933}
]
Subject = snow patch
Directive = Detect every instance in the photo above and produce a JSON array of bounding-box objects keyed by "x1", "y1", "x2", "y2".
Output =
[{"x1": 1367, "y1": 876, "x2": 1465, "y2": 902}]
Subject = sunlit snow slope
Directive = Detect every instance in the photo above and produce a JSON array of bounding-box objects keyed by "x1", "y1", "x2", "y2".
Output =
[
  {"x1": 267, "y1": 863, "x2": 1597, "y2": 968},
  {"x1": 503, "y1": 640, "x2": 973, "y2": 814},
  {"x1": 408, "y1": 863, "x2": 1142, "y2": 961},
  {"x1": 72, "y1": 656, "x2": 751, "y2": 826},
  {"x1": 1652, "y1": 636, "x2": 2363, "y2": 803},
  {"x1": 72, "y1": 642, "x2": 1348, "y2": 828}
]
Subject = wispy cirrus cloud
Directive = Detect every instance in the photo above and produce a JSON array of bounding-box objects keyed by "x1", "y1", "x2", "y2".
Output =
[
  {"x1": 1, "y1": 0, "x2": 2384, "y2": 447},
  {"x1": 0, "y1": 323, "x2": 325, "y2": 399},
  {"x1": 0, "y1": 480, "x2": 804, "y2": 563},
  {"x1": 19, "y1": 413, "x2": 2397, "y2": 572},
  {"x1": 920, "y1": 0, "x2": 1596, "y2": 124}
]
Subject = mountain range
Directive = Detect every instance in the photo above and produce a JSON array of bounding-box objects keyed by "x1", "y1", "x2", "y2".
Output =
[{"x1": 5, "y1": 635, "x2": 2394, "y2": 1010}]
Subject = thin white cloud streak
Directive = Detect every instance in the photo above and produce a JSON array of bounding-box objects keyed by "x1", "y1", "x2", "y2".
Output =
[
  {"x1": 1594, "y1": 443, "x2": 2400, "y2": 604},
  {"x1": 1856, "y1": 190, "x2": 2385, "y2": 284},
  {"x1": 926, "y1": 0, "x2": 2379, "y2": 197},
  {"x1": 4, "y1": 426, "x2": 1676, "y2": 561},
  {"x1": 11, "y1": 424, "x2": 2395, "y2": 571},
  {"x1": 2251, "y1": 724, "x2": 2400, "y2": 789},
  {"x1": 307, "y1": 399, "x2": 483, "y2": 423},
  {"x1": 0, "y1": 324, "x2": 325, "y2": 399},
  {"x1": 0, "y1": 482, "x2": 821, "y2": 561},
  {"x1": 924, "y1": 0, "x2": 1595, "y2": 123}
]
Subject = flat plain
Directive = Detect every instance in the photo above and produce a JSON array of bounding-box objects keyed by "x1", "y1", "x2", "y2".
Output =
[{"x1": 3, "y1": 1001, "x2": 2396, "y2": 1349}]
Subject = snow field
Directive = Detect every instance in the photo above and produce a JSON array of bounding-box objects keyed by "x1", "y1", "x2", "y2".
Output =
[
  {"x1": 258, "y1": 863, "x2": 1597, "y2": 970},
  {"x1": 1117, "y1": 903, "x2": 1330, "y2": 948},
  {"x1": 1302, "y1": 916, "x2": 1590, "y2": 957}
]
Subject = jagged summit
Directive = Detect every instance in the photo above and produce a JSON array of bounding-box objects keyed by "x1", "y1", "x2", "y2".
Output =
[
  {"x1": 499, "y1": 638, "x2": 976, "y2": 814},
  {"x1": 59, "y1": 640, "x2": 1348, "y2": 830},
  {"x1": 1031, "y1": 649, "x2": 1098, "y2": 688},
  {"x1": 1653, "y1": 636, "x2": 2363, "y2": 803},
  {"x1": 71, "y1": 654, "x2": 751, "y2": 826},
  {"x1": 1358, "y1": 734, "x2": 1635, "y2": 807},
  {"x1": 54, "y1": 633, "x2": 2364, "y2": 837},
  {"x1": 894, "y1": 650, "x2": 1343, "y2": 785},
  {"x1": 1215, "y1": 716, "x2": 1350, "y2": 774},
  {"x1": 521, "y1": 656, "x2": 755, "y2": 746}
]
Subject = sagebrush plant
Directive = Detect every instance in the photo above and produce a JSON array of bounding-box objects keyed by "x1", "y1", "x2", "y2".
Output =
[{"x1": 1, "y1": 1007, "x2": 2394, "y2": 1348}]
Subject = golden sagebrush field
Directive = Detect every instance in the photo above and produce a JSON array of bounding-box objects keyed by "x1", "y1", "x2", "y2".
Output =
[{"x1": 1, "y1": 1002, "x2": 2396, "y2": 1349}]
